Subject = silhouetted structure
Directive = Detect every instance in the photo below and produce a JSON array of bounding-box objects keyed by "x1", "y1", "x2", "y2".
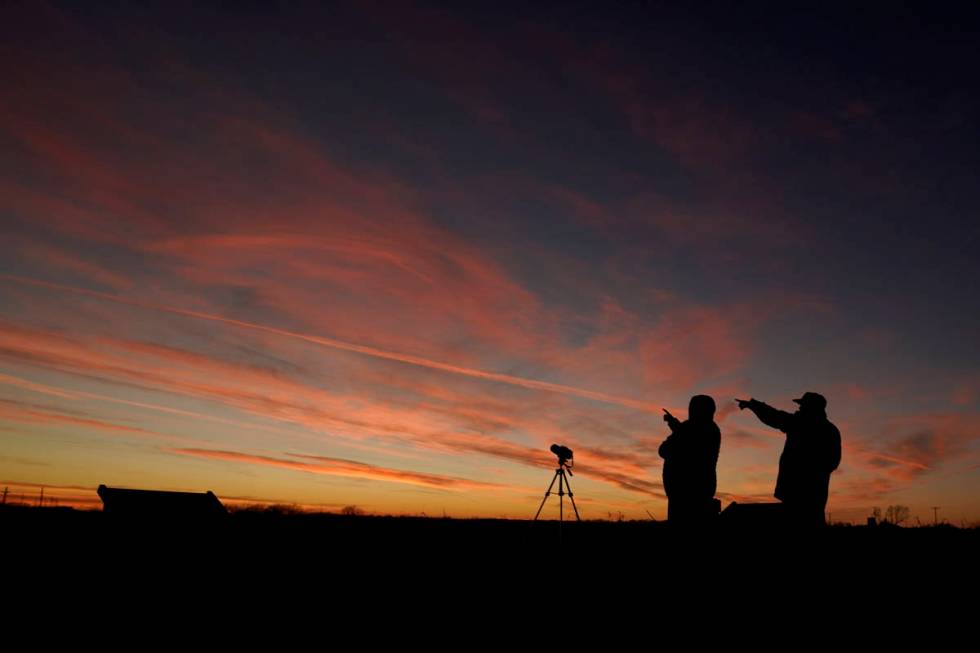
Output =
[
  {"x1": 658, "y1": 395, "x2": 721, "y2": 526},
  {"x1": 533, "y1": 444, "x2": 581, "y2": 544},
  {"x1": 736, "y1": 392, "x2": 841, "y2": 527},
  {"x1": 97, "y1": 484, "x2": 227, "y2": 520}
]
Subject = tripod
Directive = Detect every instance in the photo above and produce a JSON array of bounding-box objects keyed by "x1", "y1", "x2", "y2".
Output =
[{"x1": 533, "y1": 461, "x2": 581, "y2": 528}]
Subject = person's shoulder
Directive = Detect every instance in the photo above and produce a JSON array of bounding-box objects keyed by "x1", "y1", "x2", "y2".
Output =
[{"x1": 709, "y1": 422, "x2": 721, "y2": 446}]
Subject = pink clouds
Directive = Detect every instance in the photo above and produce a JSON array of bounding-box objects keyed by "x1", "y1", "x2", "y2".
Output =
[
  {"x1": 0, "y1": 316, "x2": 670, "y2": 498},
  {"x1": 14, "y1": 241, "x2": 133, "y2": 291},
  {"x1": 0, "y1": 399, "x2": 161, "y2": 438},
  {"x1": 0, "y1": 372, "x2": 78, "y2": 399},
  {"x1": 0, "y1": 260, "x2": 804, "y2": 509},
  {"x1": 824, "y1": 411, "x2": 980, "y2": 511},
  {"x1": 638, "y1": 305, "x2": 754, "y2": 389},
  {"x1": 141, "y1": 223, "x2": 544, "y2": 363},
  {"x1": 170, "y1": 448, "x2": 507, "y2": 491},
  {"x1": 1, "y1": 25, "x2": 778, "y2": 418},
  {"x1": 894, "y1": 413, "x2": 976, "y2": 465},
  {"x1": 0, "y1": 275, "x2": 658, "y2": 412},
  {"x1": 880, "y1": 413, "x2": 980, "y2": 475}
]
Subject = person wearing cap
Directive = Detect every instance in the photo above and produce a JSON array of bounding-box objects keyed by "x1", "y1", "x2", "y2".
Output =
[
  {"x1": 735, "y1": 392, "x2": 841, "y2": 526},
  {"x1": 659, "y1": 394, "x2": 722, "y2": 526}
]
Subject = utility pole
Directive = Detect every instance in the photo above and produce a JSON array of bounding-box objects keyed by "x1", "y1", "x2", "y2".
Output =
[
  {"x1": 931, "y1": 506, "x2": 940, "y2": 526},
  {"x1": 2, "y1": 486, "x2": 7, "y2": 504},
  {"x1": 39, "y1": 487, "x2": 44, "y2": 507}
]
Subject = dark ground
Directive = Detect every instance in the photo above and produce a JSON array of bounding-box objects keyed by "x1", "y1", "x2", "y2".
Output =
[
  {"x1": 3, "y1": 504, "x2": 975, "y2": 626},
  {"x1": 5, "y1": 503, "x2": 975, "y2": 570}
]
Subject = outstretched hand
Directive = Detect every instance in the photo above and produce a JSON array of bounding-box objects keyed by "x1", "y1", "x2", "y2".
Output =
[{"x1": 735, "y1": 398, "x2": 752, "y2": 410}]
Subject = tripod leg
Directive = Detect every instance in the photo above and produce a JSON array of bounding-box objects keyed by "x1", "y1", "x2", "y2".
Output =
[
  {"x1": 533, "y1": 470, "x2": 560, "y2": 521},
  {"x1": 558, "y1": 469, "x2": 564, "y2": 545},
  {"x1": 563, "y1": 471, "x2": 582, "y2": 521},
  {"x1": 558, "y1": 470, "x2": 564, "y2": 524}
]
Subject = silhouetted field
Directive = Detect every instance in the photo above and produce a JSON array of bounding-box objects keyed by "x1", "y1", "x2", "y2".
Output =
[
  {"x1": 7, "y1": 503, "x2": 971, "y2": 629},
  {"x1": 5, "y1": 503, "x2": 976, "y2": 574},
  {"x1": 6, "y1": 502, "x2": 977, "y2": 628}
]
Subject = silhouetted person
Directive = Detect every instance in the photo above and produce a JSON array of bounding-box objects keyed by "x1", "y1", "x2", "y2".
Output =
[
  {"x1": 736, "y1": 392, "x2": 841, "y2": 527},
  {"x1": 659, "y1": 395, "x2": 721, "y2": 526}
]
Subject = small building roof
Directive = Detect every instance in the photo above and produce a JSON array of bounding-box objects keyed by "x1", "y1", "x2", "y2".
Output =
[{"x1": 97, "y1": 484, "x2": 227, "y2": 518}]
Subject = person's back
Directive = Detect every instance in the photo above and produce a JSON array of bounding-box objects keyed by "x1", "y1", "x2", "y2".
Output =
[
  {"x1": 737, "y1": 392, "x2": 841, "y2": 526},
  {"x1": 659, "y1": 395, "x2": 721, "y2": 525},
  {"x1": 776, "y1": 412, "x2": 841, "y2": 519}
]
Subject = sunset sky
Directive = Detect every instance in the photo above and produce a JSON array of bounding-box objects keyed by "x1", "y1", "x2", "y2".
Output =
[{"x1": 2, "y1": 2, "x2": 978, "y2": 523}]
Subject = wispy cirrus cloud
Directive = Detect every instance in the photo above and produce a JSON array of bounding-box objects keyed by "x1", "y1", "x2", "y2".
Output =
[
  {"x1": 0, "y1": 275, "x2": 660, "y2": 412},
  {"x1": 0, "y1": 398, "x2": 161, "y2": 438},
  {"x1": 0, "y1": 320, "x2": 669, "y2": 496},
  {"x1": 171, "y1": 447, "x2": 508, "y2": 491}
]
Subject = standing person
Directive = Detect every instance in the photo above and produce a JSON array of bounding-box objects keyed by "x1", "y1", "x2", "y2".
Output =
[
  {"x1": 736, "y1": 392, "x2": 842, "y2": 526},
  {"x1": 659, "y1": 395, "x2": 721, "y2": 526}
]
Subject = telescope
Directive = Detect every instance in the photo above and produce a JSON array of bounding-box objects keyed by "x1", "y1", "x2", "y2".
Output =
[
  {"x1": 550, "y1": 443, "x2": 573, "y2": 470},
  {"x1": 535, "y1": 444, "x2": 581, "y2": 527}
]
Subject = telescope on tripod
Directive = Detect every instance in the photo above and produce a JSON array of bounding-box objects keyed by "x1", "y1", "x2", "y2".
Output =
[{"x1": 533, "y1": 444, "x2": 581, "y2": 535}]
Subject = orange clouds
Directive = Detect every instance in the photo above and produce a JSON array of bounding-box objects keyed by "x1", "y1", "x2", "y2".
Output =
[
  {"x1": 0, "y1": 274, "x2": 662, "y2": 412},
  {"x1": 170, "y1": 448, "x2": 507, "y2": 491},
  {"x1": 823, "y1": 411, "x2": 980, "y2": 510},
  {"x1": 0, "y1": 315, "x2": 669, "y2": 499},
  {"x1": 0, "y1": 399, "x2": 160, "y2": 438}
]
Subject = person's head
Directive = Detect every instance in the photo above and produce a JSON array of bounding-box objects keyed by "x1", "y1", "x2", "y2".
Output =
[
  {"x1": 793, "y1": 391, "x2": 827, "y2": 418},
  {"x1": 688, "y1": 394, "x2": 716, "y2": 422}
]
